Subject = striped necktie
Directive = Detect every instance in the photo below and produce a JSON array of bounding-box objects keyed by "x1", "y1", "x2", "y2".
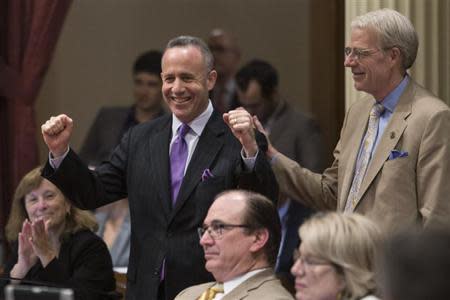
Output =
[{"x1": 345, "y1": 103, "x2": 385, "y2": 212}]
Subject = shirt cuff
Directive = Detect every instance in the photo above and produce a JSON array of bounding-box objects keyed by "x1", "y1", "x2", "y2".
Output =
[
  {"x1": 241, "y1": 148, "x2": 258, "y2": 171},
  {"x1": 49, "y1": 147, "x2": 70, "y2": 169}
]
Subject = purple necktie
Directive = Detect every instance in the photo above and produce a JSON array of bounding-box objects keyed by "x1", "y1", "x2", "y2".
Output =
[{"x1": 170, "y1": 123, "x2": 190, "y2": 206}]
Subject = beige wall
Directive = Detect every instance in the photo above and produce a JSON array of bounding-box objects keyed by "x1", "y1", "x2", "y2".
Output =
[{"x1": 36, "y1": 0, "x2": 311, "y2": 162}]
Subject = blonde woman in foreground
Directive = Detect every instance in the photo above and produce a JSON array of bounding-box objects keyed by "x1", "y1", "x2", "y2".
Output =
[{"x1": 291, "y1": 212, "x2": 381, "y2": 300}]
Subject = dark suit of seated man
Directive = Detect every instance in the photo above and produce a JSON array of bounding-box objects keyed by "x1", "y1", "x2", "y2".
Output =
[
  {"x1": 40, "y1": 36, "x2": 278, "y2": 300},
  {"x1": 175, "y1": 190, "x2": 293, "y2": 300}
]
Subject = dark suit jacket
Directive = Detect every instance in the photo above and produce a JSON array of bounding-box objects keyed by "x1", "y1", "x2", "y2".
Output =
[
  {"x1": 79, "y1": 106, "x2": 131, "y2": 167},
  {"x1": 209, "y1": 81, "x2": 240, "y2": 114},
  {"x1": 1, "y1": 230, "x2": 116, "y2": 300},
  {"x1": 42, "y1": 111, "x2": 278, "y2": 300},
  {"x1": 268, "y1": 100, "x2": 324, "y2": 289},
  {"x1": 79, "y1": 106, "x2": 165, "y2": 167}
]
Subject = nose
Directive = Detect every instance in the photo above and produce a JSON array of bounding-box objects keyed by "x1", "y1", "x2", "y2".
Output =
[
  {"x1": 291, "y1": 259, "x2": 305, "y2": 277},
  {"x1": 172, "y1": 78, "x2": 185, "y2": 94},
  {"x1": 199, "y1": 230, "x2": 214, "y2": 247},
  {"x1": 344, "y1": 54, "x2": 357, "y2": 68},
  {"x1": 36, "y1": 197, "x2": 49, "y2": 210}
]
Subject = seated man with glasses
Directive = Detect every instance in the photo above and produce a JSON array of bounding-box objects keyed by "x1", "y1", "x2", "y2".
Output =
[{"x1": 175, "y1": 190, "x2": 293, "y2": 300}]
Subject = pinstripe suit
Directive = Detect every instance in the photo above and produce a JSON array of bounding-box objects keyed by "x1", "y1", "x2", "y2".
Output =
[{"x1": 42, "y1": 110, "x2": 278, "y2": 300}]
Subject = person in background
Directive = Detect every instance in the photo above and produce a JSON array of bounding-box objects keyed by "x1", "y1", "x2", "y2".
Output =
[
  {"x1": 1, "y1": 166, "x2": 116, "y2": 300},
  {"x1": 207, "y1": 28, "x2": 241, "y2": 113},
  {"x1": 79, "y1": 50, "x2": 165, "y2": 269},
  {"x1": 79, "y1": 49, "x2": 165, "y2": 168},
  {"x1": 175, "y1": 190, "x2": 293, "y2": 300},
  {"x1": 40, "y1": 35, "x2": 278, "y2": 300},
  {"x1": 236, "y1": 59, "x2": 325, "y2": 292},
  {"x1": 291, "y1": 212, "x2": 381, "y2": 300},
  {"x1": 255, "y1": 8, "x2": 450, "y2": 232},
  {"x1": 379, "y1": 227, "x2": 450, "y2": 300}
]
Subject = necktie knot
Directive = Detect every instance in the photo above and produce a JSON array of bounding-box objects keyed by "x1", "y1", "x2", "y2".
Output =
[
  {"x1": 199, "y1": 283, "x2": 224, "y2": 300},
  {"x1": 370, "y1": 103, "x2": 385, "y2": 118}
]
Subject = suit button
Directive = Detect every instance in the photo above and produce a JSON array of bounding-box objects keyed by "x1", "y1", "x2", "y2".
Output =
[{"x1": 153, "y1": 269, "x2": 159, "y2": 276}]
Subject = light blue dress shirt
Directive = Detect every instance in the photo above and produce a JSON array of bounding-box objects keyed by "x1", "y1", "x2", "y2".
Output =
[{"x1": 356, "y1": 75, "x2": 410, "y2": 164}]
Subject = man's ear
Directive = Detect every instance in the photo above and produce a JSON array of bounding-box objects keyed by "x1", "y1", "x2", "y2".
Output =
[
  {"x1": 389, "y1": 47, "x2": 402, "y2": 68},
  {"x1": 207, "y1": 70, "x2": 217, "y2": 91},
  {"x1": 249, "y1": 228, "x2": 269, "y2": 253}
]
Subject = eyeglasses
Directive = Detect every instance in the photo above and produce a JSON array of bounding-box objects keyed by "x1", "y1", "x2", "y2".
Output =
[
  {"x1": 293, "y1": 249, "x2": 332, "y2": 269},
  {"x1": 344, "y1": 47, "x2": 381, "y2": 61},
  {"x1": 198, "y1": 221, "x2": 251, "y2": 240}
]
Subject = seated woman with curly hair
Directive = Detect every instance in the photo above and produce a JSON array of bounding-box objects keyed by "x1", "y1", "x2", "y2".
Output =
[
  {"x1": 1, "y1": 166, "x2": 116, "y2": 299},
  {"x1": 291, "y1": 212, "x2": 381, "y2": 300}
]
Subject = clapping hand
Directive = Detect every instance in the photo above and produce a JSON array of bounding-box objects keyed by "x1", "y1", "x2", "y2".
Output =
[
  {"x1": 28, "y1": 218, "x2": 57, "y2": 267},
  {"x1": 11, "y1": 220, "x2": 38, "y2": 279},
  {"x1": 11, "y1": 219, "x2": 58, "y2": 279}
]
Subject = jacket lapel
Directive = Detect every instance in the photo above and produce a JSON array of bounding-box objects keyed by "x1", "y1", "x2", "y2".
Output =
[
  {"x1": 149, "y1": 116, "x2": 172, "y2": 217},
  {"x1": 353, "y1": 82, "x2": 414, "y2": 209},
  {"x1": 338, "y1": 100, "x2": 373, "y2": 211},
  {"x1": 222, "y1": 269, "x2": 275, "y2": 300},
  {"x1": 169, "y1": 112, "x2": 225, "y2": 222}
]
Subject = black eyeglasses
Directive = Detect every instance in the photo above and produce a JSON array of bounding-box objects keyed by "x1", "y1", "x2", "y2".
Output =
[{"x1": 198, "y1": 221, "x2": 251, "y2": 240}]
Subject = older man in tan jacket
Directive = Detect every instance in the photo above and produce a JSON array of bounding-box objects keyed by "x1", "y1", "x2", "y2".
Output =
[{"x1": 255, "y1": 9, "x2": 450, "y2": 233}]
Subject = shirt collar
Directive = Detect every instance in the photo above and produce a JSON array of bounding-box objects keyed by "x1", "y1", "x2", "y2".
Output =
[
  {"x1": 171, "y1": 100, "x2": 213, "y2": 136},
  {"x1": 378, "y1": 75, "x2": 410, "y2": 113},
  {"x1": 223, "y1": 268, "x2": 268, "y2": 294}
]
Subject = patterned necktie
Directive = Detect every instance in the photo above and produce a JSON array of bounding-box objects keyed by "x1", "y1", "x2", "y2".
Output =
[
  {"x1": 170, "y1": 123, "x2": 190, "y2": 205},
  {"x1": 345, "y1": 103, "x2": 385, "y2": 212},
  {"x1": 198, "y1": 283, "x2": 224, "y2": 300}
]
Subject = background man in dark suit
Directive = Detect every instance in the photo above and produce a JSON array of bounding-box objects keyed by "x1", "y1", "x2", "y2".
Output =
[
  {"x1": 40, "y1": 36, "x2": 278, "y2": 300},
  {"x1": 79, "y1": 50, "x2": 166, "y2": 269},
  {"x1": 79, "y1": 50, "x2": 166, "y2": 169},
  {"x1": 207, "y1": 28, "x2": 241, "y2": 113},
  {"x1": 235, "y1": 59, "x2": 325, "y2": 292}
]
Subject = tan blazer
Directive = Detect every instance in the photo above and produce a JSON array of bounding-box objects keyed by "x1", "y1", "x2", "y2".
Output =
[
  {"x1": 272, "y1": 80, "x2": 450, "y2": 232},
  {"x1": 174, "y1": 269, "x2": 293, "y2": 300}
]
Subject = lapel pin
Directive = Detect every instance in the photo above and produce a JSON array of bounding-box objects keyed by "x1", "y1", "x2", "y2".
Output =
[{"x1": 390, "y1": 132, "x2": 396, "y2": 139}]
